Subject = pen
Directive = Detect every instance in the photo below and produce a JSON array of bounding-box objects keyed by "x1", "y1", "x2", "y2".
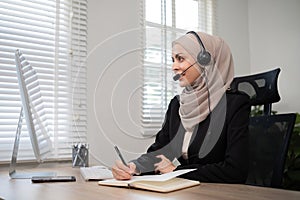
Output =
[{"x1": 114, "y1": 145, "x2": 128, "y2": 166}]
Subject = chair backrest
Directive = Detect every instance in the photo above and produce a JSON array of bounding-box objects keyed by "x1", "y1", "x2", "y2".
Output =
[
  {"x1": 246, "y1": 113, "x2": 296, "y2": 188},
  {"x1": 230, "y1": 68, "x2": 281, "y2": 115},
  {"x1": 231, "y1": 68, "x2": 296, "y2": 188}
]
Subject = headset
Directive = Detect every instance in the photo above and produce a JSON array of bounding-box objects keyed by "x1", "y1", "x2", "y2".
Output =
[
  {"x1": 186, "y1": 31, "x2": 211, "y2": 66},
  {"x1": 186, "y1": 31, "x2": 212, "y2": 114}
]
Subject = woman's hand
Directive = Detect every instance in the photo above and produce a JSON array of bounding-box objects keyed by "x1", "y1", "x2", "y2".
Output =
[
  {"x1": 111, "y1": 160, "x2": 136, "y2": 180},
  {"x1": 154, "y1": 155, "x2": 176, "y2": 174}
]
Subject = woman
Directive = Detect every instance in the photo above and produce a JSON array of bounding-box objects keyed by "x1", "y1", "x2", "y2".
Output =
[{"x1": 112, "y1": 31, "x2": 250, "y2": 183}]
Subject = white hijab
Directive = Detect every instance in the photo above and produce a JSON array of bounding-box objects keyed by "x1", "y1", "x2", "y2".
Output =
[{"x1": 172, "y1": 32, "x2": 234, "y2": 132}]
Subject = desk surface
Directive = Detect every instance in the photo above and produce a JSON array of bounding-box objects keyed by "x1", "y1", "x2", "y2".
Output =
[{"x1": 0, "y1": 162, "x2": 300, "y2": 200}]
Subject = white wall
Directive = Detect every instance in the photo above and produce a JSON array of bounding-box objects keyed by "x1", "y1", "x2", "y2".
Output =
[
  {"x1": 216, "y1": 0, "x2": 250, "y2": 76},
  {"x1": 248, "y1": 0, "x2": 300, "y2": 113},
  {"x1": 87, "y1": 0, "x2": 300, "y2": 167}
]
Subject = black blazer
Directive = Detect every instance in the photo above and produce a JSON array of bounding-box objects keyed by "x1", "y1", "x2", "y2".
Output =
[{"x1": 133, "y1": 90, "x2": 250, "y2": 183}]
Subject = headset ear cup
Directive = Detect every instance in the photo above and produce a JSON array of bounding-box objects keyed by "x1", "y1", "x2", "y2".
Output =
[{"x1": 197, "y1": 51, "x2": 211, "y2": 66}]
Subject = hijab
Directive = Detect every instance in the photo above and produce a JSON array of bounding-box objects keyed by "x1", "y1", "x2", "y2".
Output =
[{"x1": 172, "y1": 32, "x2": 234, "y2": 132}]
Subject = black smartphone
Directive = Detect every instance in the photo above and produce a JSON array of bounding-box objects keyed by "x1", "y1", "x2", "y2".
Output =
[{"x1": 31, "y1": 176, "x2": 76, "y2": 183}]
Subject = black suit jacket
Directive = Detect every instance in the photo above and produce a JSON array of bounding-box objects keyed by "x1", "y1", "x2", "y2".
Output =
[{"x1": 133, "y1": 90, "x2": 250, "y2": 183}]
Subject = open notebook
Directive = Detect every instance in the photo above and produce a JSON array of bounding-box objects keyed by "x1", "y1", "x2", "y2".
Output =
[{"x1": 98, "y1": 169, "x2": 200, "y2": 193}]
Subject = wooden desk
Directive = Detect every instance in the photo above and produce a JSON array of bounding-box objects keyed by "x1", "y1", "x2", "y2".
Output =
[{"x1": 0, "y1": 162, "x2": 300, "y2": 200}]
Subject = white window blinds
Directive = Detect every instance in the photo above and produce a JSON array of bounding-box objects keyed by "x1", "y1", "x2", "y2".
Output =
[
  {"x1": 141, "y1": 0, "x2": 216, "y2": 135},
  {"x1": 0, "y1": 0, "x2": 87, "y2": 162}
]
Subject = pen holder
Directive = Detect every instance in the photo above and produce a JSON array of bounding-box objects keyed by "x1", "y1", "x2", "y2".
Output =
[{"x1": 72, "y1": 143, "x2": 89, "y2": 167}]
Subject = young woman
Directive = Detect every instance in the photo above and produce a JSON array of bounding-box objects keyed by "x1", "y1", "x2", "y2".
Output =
[{"x1": 112, "y1": 31, "x2": 250, "y2": 183}]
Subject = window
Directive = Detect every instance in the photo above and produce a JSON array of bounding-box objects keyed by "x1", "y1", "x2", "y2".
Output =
[
  {"x1": 141, "y1": 0, "x2": 216, "y2": 135},
  {"x1": 0, "y1": 0, "x2": 87, "y2": 162}
]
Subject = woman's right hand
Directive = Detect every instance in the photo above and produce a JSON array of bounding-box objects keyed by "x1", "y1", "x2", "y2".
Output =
[{"x1": 111, "y1": 160, "x2": 136, "y2": 180}]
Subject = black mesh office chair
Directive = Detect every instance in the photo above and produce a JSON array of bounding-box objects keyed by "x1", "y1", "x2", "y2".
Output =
[{"x1": 230, "y1": 68, "x2": 296, "y2": 188}]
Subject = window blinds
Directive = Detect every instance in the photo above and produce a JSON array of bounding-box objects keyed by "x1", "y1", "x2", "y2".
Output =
[
  {"x1": 141, "y1": 0, "x2": 216, "y2": 136},
  {"x1": 0, "y1": 0, "x2": 87, "y2": 162}
]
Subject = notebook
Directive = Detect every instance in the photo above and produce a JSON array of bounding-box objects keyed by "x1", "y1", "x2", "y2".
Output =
[
  {"x1": 80, "y1": 166, "x2": 113, "y2": 181},
  {"x1": 98, "y1": 168, "x2": 200, "y2": 193}
]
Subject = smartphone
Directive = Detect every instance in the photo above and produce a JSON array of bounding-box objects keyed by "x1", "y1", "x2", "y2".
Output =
[{"x1": 31, "y1": 176, "x2": 76, "y2": 183}]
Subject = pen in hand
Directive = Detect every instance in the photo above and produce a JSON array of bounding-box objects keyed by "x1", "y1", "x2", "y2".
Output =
[{"x1": 114, "y1": 145, "x2": 128, "y2": 167}]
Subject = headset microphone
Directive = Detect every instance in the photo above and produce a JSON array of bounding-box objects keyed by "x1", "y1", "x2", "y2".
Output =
[
  {"x1": 173, "y1": 62, "x2": 196, "y2": 81},
  {"x1": 173, "y1": 31, "x2": 211, "y2": 81},
  {"x1": 173, "y1": 74, "x2": 181, "y2": 81}
]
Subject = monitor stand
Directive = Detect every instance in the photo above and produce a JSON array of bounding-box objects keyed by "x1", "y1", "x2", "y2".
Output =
[{"x1": 9, "y1": 108, "x2": 56, "y2": 179}]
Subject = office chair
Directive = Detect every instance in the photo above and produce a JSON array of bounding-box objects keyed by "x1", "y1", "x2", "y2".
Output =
[{"x1": 230, "y1": 68, "x2": 296, "y2": 188}]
